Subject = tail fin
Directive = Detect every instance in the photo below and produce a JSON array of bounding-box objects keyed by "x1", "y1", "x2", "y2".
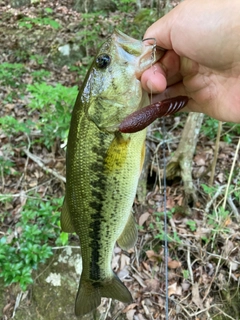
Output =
[{"x1": 75, "y1": 274, "x2": 133, "y2": 317}]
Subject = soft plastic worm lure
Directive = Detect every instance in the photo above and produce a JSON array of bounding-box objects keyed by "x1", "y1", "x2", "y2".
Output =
[{"x1": 119, "y1": 96, "x2": 189, "y2": 133}]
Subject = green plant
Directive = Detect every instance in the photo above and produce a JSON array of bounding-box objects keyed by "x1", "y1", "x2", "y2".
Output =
[
  {"x1": 0, "y1": 156, "x2": 15, "y2": 175},
  {"x1": 114, "y1": 0, "x2": 136, "y2": 12},
  {"x1": 149, "y1": 210, "x2": 182, "y2": 244},
  {"x1": 201, "y1": 117, "x2": 219, "y2": 139},
  {"x1": 30, "y1": 55, "x2": 45, "y2": 66},
  {"x1": 186, "y1": 219, "x2": 197, "y2": 232},
  {"x1": 207, "y1": 207, "x2": 230, "y2": 232},
  {"x1": 0, "y1": 116, "x2": 32, "y2": 137},
  {"x1": 27, "y1": 82, "x2": 78, "y2": 148},
  {"x1": 69, "y1": 65, "x2": 87, "y2": 78},
  {"x1": 182, "y1": 269, "x2": 190, "y2": 280},
  {"x1": 0, "y1": 196, "x2": 66, "y2": 290},
  {"x1": 76, "y1": 25, "x2": 100, "y2": 49},
  {"x1": 0, "y1": 62, "x2": 26, "y2": 87},
  {"x1": 202, "y1": 118, "x2": 240, "y2": 144},
  {"x1": 44, "y1": 7, "x2": 53, "y2": 14},
  {"x1": 18, "y1": 17, "x2": 61, "y2": 29},
  {"x1": 201, "y1": 183, "x2": 219, "y2": 197},
  {"x1": 202, "y1": 183, "x2": 231, "y2": 236},
  {"x1": 31, "y1": 69, "x2": 51, "y2": 81}
]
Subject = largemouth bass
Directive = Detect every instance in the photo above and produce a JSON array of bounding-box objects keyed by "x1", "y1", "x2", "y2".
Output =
[{"x1": 61, "y1": 30, "x2": 164, "y2": 317}]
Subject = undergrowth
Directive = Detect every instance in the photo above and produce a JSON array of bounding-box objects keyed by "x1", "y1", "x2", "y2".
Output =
[
  {"x1": 0, "y1": 196, "x2": 68, "y2": 290},
  {"x1": 0, "y1": 3, "x2": 239, "y2": 319}
]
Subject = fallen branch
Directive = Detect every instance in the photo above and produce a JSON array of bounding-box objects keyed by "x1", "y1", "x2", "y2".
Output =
[
  {"x1": 223, "y1": 137, "x2": 240, "y2": 209},
  {"x1": 23, "y1": 149, "x2": 66, "y2": 183},
  {"x1": 209, "y1": 121, "x2": 222, "y2": 186}
]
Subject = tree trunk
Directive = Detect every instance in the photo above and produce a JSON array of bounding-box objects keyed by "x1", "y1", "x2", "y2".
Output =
[{"x1": 166, "y1": 112, "x2": 204, "y2": 206}]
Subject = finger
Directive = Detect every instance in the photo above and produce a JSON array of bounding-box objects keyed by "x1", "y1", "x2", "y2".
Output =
[
  {"x1": 149, "y1": 82, "x2": 188, "y2": 103},
  {"x1": 166, "y1": 73, "x2": 183, "y2": 87},
  {"x1": 160, "y1": 50, "x2": 180, "y2": 79},
  {"x1": 141, "y1": 64, "x2": 167, "y2": 93},
  {"x1": 154, "y1": 82, "x2": 212, "y2": 116},
  {"x1": 141, "y1": 50, "x2": 181, "y2": 93},
  {"x1": 183, "y1": 71, "x2": 212, "y2": 95}
]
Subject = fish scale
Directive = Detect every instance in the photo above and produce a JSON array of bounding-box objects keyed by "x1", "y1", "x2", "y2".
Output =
[{"x1": 61, "y1": 29, "x2": 164, "y2": 317}]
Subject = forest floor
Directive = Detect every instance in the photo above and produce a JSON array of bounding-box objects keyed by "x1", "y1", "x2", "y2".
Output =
[{"x1": 0, "y1": 1, "x2": 240, "y2": 320}]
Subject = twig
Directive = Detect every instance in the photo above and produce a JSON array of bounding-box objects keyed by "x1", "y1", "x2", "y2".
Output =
[
  {"x1": 202, "y1": 254, "x2": 222, "y2": 302},
  {"x1": 223, "y1": 137, "x2": 240, "y2": 209},
  {"x1": 52, "y1": 246, "x2": 80, "y2": 250},
  {"x1": 23, "y1": 149, "x2": 66, "y2": 183},
  {"x1": 227, "y1": 195, "x2": 240, "y2": 222},
  {"x1": 16, "y1": 134, "x2": 31, "y2": 189},
  {"x1": 205, "y1": 185, "x2": 225, "y2": 214},
  {"x1": 214, "y1": 306, "x2": 237, "y2": 320},
  {"x1": 180, "y1": 303, "x2": 228, "y2": 318},
  {"x1": 11, "y1": 291, "x2": 23, "y2": 318},
  {"x1": 187, "y1": 246, "x2": 194, "y2": 284},
  {"x1": 209, "y1": 121, "x2": 222, "y2": 186},
  {"x1": 102, "y1": 299, "x2": 112, "y2": 320},
  {"x1": 0, "y1": 181, "x2": 58, "y2": 201}
]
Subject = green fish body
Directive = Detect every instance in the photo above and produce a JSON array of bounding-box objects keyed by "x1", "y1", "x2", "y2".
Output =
[{"x1": 61, "y1": 30, "x2": 160, "y2": 317}]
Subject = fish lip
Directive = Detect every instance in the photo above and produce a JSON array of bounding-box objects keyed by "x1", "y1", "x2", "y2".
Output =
[{"x1": 113, "y1": 29, "x2": 165, "y2": 78}]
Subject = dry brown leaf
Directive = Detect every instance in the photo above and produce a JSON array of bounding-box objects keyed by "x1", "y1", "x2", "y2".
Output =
[
  {"x1": 142, "y1": 261, "x2": 150, "y2": 271},
  {"x1": 111, "y1": 253, "x2": 120, "y2": 271},
  {"x1": 132, "y1": 274, "x2": 146, "y2": 288},
  {"x1": 139, "y1": 212, "x2": 150, "y2": 226},
  {"x1": 123, "y1": 303, "x2": 138, "y2": 313},
  {"x1": 118, "y1": 266, "x2": 130, "y2": 280},
  {"x1": 192, "y1": 282, "x2": 203, "y2": 309},
  {"x1": 194, "y1": 152, "x2": 208, "y2": 166},
  {"x1": 126, "y1": 309, "x2": 136, "y2": 320},
  {"x1": 194, "y1": 227, "x2": 212, "y2": 239},
  {"x1": 216, "y1": 172, "x2": 224, "y2": 183},
  {"x1": 144, "y1": 278, "x2": 160, "y2": 292},
  {"x1": 141, "y1": 299, "x2": 152, "y2": 316},
  {"x1": 224, "y1": 217, "x2": 232, "y2": 226},
  {"x1": 120, "y1": 254, "x2": 130, "y2": 271},
  {"x1": 181, "y1": 281, "x2": 190, "y2": 292},
  {"x1": 145, "y1": 250, "x2": 161, "y2": 262},
  {"x1": 222, "y1": 240, "x2": 234, "y2": 258},
  {"x1": 168, "y1": 259, "x2": 181, "y2": 269},
  {"x1": 137, "y1": 314, "x2": 147, "y2": 320},
  {"x1": 168, "y1": 282, "x2": 182, "y2": 296},
  {"x1": 229, "y1": 261, "x2": 239, "y2": 271}
]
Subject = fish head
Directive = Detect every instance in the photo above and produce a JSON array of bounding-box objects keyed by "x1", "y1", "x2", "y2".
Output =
[{"x1": 81, "y1": 30, "x2": 163, "y2": 132}]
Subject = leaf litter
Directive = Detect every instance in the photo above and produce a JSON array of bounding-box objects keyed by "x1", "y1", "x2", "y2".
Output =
[{"x1": 0, "y1": 1, "x2": 240, "y2": 320}]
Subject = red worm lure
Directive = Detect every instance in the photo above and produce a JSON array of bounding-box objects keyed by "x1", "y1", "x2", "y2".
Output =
[{"x1": 119, "y1": 96, "x2": 189, "y2": 133}]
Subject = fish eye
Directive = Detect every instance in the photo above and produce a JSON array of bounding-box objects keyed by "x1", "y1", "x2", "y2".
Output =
[{"x1": 95, "y1": 54, "x2": 111, "y2": 69}]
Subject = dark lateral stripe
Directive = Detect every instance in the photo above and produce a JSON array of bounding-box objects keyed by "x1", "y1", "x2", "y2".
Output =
[{"x1": 88, "y1": 131, "x2": 108, "y2": 281}]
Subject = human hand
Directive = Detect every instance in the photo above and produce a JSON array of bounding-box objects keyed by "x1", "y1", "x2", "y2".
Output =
[{"x1": 141, "y1": 0, "x2": 240, "y2": 123}]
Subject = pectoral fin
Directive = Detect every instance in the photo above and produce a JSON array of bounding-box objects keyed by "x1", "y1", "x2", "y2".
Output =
[
  {"x1": 117, "y1": 213, "x2": 138, "y2": 250},
  {"x1": 60, "y1": 198, "x2": 75, "y2": 233}
]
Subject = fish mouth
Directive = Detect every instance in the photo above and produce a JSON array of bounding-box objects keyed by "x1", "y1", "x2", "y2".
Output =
[{"x1": 113, "y1": 29, "x2": 166, "y2": 77}]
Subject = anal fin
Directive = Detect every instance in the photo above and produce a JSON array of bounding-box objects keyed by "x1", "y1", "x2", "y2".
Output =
[{"x1": 117, "y1": 213, "x2": 138, "y2": 250}]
